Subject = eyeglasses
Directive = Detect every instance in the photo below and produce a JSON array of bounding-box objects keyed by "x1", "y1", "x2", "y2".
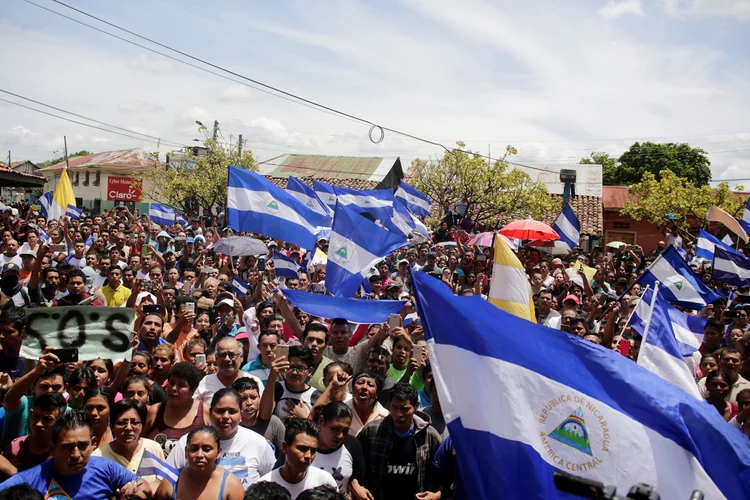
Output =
[
  {"x1": 287, "y1": 365, "x2": 308, "y2": 373},
  {"x1": 217, "y1": 351, "x2": 239, "y2": 360},
  {"x1": 114, "y1": 420, "x2": 142, "y2": 428}
]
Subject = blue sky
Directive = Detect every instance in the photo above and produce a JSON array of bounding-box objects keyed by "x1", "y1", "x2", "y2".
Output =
[{"x1": 1, "y1": 0, "x2": 749, "y2": 184}]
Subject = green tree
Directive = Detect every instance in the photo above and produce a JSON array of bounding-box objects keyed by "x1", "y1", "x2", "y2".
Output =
[
  {"x1": 38, "y1": 150, "x2": 93, "y2": 168},
  {"x1": 139, "y1": 137, "x2": 256, "y2": 216},
  {"x1": 580, "y1": 151, "x2": 618, "y2": 186},
  {"x1": 411, "y1": 142, "x2": 557, "y2": 228},
  {"x1": 622, "y1": 170, "x2": 744, "y2": 234},
  {"x1": 614, "y1": 142, "x2": 711, "y2": 186}
]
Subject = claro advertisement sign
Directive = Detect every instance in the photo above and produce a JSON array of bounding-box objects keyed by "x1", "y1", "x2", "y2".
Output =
[{"x1": 107, "y1": 176, "x2": 143, "y2": 201}]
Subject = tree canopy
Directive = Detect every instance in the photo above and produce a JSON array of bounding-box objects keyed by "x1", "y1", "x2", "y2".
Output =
[
  {"x1": 411, "y1": 142, "x2": 557, "y2": 228},
  {"x1": 622, "y1": 170, "x2": 744, "y2": 233},
  {"x1": 580, "y1": 142, "x2": 711, "y2": 187},
  {"x1": 139, "y1": 137, "x2": 255, "y2": 216}
]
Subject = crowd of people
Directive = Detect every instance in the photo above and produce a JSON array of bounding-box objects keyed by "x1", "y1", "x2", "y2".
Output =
[{"x1": 0, "y1": 199, "x2": 747, "y2": 499}]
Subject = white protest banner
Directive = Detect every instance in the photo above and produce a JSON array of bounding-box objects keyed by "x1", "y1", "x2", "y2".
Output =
[{"x1": 20, "y1": 306, "x2": 135, "y2": 361}]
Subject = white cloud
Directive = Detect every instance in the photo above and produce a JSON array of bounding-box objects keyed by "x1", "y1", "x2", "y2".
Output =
[
  {"x1": 661, "y1": 0, "x2": 750, "y2": 21},
  {"x1": 220, "y1": 84, "x2": 254, "y2": 102},
  {"x1": 118, "y1": 101, "x2": 165, "y2": 113},
  {"x1": 128, "y1": 54, "x2": 172, "y2": 74},
  {"x1": 599, "y1": 0, "x2": 645, "y2": 21}
]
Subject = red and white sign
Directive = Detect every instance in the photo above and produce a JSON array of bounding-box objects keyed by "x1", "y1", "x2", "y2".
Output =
[{"x1": 107, "y1": 176, "x2": 143, "y2": 201}]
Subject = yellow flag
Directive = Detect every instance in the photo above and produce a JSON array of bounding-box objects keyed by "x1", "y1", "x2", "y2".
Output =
[
  {"x1": 571, "y1": 260, "x2": 597, "y2": 281},
  {"x1": 488, "y1": 236, "x2": 536, "y2": 322},
  {"x1": 51, "y1": 167, "x2": 76, "y2": 220}
]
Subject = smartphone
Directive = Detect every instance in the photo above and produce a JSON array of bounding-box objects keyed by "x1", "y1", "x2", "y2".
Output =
[
  {"x1": 388, "y1": 313, "x2": 401, "y2": 329},
  {"x1": 55, "y1": 348, "x2": 79, "y2": 364},
  {"x1": 50, "y1": 244, "x2": 67, "y2": 253},
  {"x1": 477, "y1": 255, "x2": 487, "y2": 261},
  {"x1": 201, "y1": 267, "x2": 213, "y2": 275},
  {"x1": 413, "y1": 343, "x2": 425, "y2": 364},
  {"x1": 619, "y1": 339, "x2": 631, "y2": 357},
  {"x1": 141, "y1": 280, "x2": 153, "y2": 292},
  {"x1": 275, "y1": 344, "x2": 289, "y2": 360},
  {"x1": 184, "y1": 302, "x2": 195, "y2": 313},
  {"x1": 194, "y1": 354, "x2": 206, "y2": 365}
]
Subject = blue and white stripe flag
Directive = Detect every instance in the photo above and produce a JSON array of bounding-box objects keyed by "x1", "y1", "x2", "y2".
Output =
[
  {"x1": 38, "y1": 227, "x2": 50, "y2": 244},
  {"x1": 149, "y1": 203, "x2": 175, "y2": 226},
  {"x1": 312, "y1": 180, "x2": 338, "y2": 210},
  {"x1": 137, "y1": 450, "x2": 179, "y2": 486},
  {"x1": 551, "y1": 204, "x2": 581, "y2": 250},
  {"x1": 175, "y1": 214, "x2": 188, "y2": 226},
  {"x1": 227, "y1": 166, "x2": 327, "y2": 250},
  {"x1": 394, "y1": 180, "x2": 431, "y2": 218},
  {"x1": 333, "y1": 185, "x2": 395, "y2": 222},
  {"x1": 410, "y1": 270, "x2": 750, "y2": 500},
  {"x1": 722, "y1": 234, "x2": 734, "y2": 246},
  {"x1": 628, "y1": 291, "x2": 704, "y2": 356},
  {"x1": 273, "y1": 251, "x2": 301, "y2": 279},
  {"x1": 627, "y1": 286, "x2": 702, "y2": 398},
  {"x1": 65, "y1": 204, "x2": 82, "y2": 220},
  {"x1": 637, "y1": 245, "x2": 718, "y2": 309},
  {"x1": 695, "y1": 229, "x2": 734, "y2": 262},
  {"x1": 283, "y1": 288, "x2": 405, "y2": 323},
  {"x1": 38, "y1": 192, "x2": 53, "y2": 219},
  {"x1": 382, "y1": 199, "x2": 431, "y2": 243},
  {"x1": 326, "y1": 203, "x2": 408, "y2": 297},
  {"x1": 232, "y1": 274, "x2": 250, "y2": 297},
  {"x1": 286, "y1": 177, "x2": 332, "y2": 216},
  {"x1": 712, "y1": 246, "x2": 750, "y2": 288},
  {"x1": 740, "y1": 198, "x2": 750, "y2": 236}
]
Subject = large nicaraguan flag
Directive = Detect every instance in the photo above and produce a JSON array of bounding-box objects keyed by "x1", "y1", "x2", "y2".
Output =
[
  {"x1": 628, "y1": 288, "x2": 703, "y2": 357},
  {"x1": 394, "y1": 180, "x2": 431, "y2": 218},
  {"x1": 637, "y1": 245, "x2": 718, "y2": 309},
  {"x1": 227, "y1": 166, "x2": 327, "y2": 250},
  {"x1": 326, "y1": 203, "x2": 407, "y2": 297},
  {"x1": 712, "y1": 246, "x2": 750, "y2": 288},
  {"x1": 627, "y1": 286, "x2": 702, "y2": 398},
  {"x1": 551, "y1": 204, "x2": 581, "y2": 251},
  {"x1": 410, "y1": 270, "x2": 750, "y2": 500}
]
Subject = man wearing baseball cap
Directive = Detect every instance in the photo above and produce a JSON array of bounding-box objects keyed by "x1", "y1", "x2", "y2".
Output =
[{"x1": 0, "y1": 263, "x2": 30, "y2": 308}]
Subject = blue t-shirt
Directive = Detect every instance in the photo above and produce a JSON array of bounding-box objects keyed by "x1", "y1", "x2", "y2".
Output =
[{"x1": 0, "y1": 456, "x2": 137, "y2": 499}]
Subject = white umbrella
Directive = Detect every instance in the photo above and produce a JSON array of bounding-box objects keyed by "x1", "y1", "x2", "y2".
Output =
[
  {"x1": 213, "y1": 236, "x2": 269, "y2": 256},
  {"x1": 606, "y1": 241, "x2": 627, "y2": 249}
]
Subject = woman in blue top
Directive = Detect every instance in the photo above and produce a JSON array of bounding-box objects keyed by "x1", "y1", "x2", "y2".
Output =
[{"x1": 155, "y1": 426, "x2": 243, "y2": 500}]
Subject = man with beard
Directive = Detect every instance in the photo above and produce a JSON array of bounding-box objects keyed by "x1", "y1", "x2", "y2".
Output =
[
  {"x1": 27, "y1": 245, "x2": 64, "y2": 306},
  {"x1": 53, "y1": 269, "x2": 104, "y2": 306},
  {"x1": 302, "y1": 323, "x2": 333, "y2": 392}
]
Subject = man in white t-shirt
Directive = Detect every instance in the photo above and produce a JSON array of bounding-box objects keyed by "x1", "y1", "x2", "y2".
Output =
[
  {"x1": 64, "y1": 241, "x2": 87, "y2": 269},
  {"x1": 259, "y1": 418, "x2": 336, "y2": 499},
  {"x1": 194, "y1": 338, "x2": 264, "y2": 403}
]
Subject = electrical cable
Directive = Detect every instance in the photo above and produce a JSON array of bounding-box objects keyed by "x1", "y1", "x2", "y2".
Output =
[
  {"x1": 0, "y1": 97, "x2": 188, "y2": 148},
  {"x1": 0, "y1": 88, "x2": 187, "y2": 149}
]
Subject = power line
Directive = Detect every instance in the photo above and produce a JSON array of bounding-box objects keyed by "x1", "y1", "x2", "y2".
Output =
[
  {"x1": 0, "y1": 97, "x2": 187, "y2": 149},
  {"x1": 0, "y1": 88, "x2": 188, "y2": 149}
]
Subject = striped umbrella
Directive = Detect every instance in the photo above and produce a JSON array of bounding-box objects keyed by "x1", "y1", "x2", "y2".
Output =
[{"x1": 466, "y1": 231, "x2": 496, "y2": 247}]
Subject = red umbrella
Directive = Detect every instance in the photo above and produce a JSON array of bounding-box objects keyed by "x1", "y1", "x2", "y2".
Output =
[{"x1": 500, "y1": 219, "x2": 559, "y2": 241}]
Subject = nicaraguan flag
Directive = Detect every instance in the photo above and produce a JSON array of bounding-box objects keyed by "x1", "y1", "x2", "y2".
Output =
[
  {"x1": 722, "y1": 234, "x2": 734, "y2": 246},
  {"x1": 627, "y1": 286, "x2": 702, "y2": 397},
  {"x1": 410, "y1": 270, "x2": 750, "y2": 500},
  {"x1": 627, "y1": 291, "x2": 704, "y2": 356},
  {"x1": 283, "y1": 288, "x2": 405, "y2": 323},
  {"x1": 175, "y1": 214, "x2": 188, "y2": 226},
  {"x1": 382, "y1": 198, "x2": 415, "y2": 237},
  {"x1": 286, "y1": 177, "x2": 332, "y2": 216},
  {"x1": 637, "y1": 246, "x2": 718, "y2": 309},
  {"x1": 326, "y1": 203, "x2": 408, "y2": 297},
  {"x1": 38, "y1": 227, "x2": 51, "y2": 244},
  {"x1": 695, "y1": 229, "x2": 734, "y2": 262},
  {"x1": 65, "y1": 204, "x2": 82, "y2": 220},
  {"x1": 551, "y1": 204, "x2": 581, "y2": 250},
  {"x1": 742, "y1": 198, "x2": 750, "y2": 236},
  {"x1": 232, "y1": 274, "x2": 250, "y2": 297},
  {"x1": 149, "y1": 203, "x2": 175, "y2": 226},
  {"x1": 312, "y1": 180, "x2": 338, "y2": 210},
  {"x1": 712, "y1": 246, "x2": 750, "y2": 287},
  {"x1": 273, "y1": 251, "x2": 301, "y2": 278},
  {"x1": 38, "y1": 192, "x2": 53, "y2": 220},
  {"x1": 333, "y1": 185, "x2": 394, "y2": 222},
  {"x1": 394, "y1": 180, "x2": 431, "y2": 218},
  {"x1": 137, "y1": 450, "x2": 179, "y2": 486},
  {"x1": 227, "y1": 166, "x2": 327, "y2": 250}
]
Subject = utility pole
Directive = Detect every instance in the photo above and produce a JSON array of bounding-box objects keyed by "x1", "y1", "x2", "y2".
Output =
[
  {"x1": 7, "y1": 151, "x2": 10, "y2": 168},
  {"x1": 64, "y1": 136, "x2": 70, "y2": 169},
  {"x1": 237, "y1": 134, "x2": 243, "y2": 156},
  {"x1": 212, "y1": 120, "x2": 219, "y2": 142}
]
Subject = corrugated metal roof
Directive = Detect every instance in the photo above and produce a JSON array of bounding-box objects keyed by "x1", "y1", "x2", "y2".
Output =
[
  {"x1": 265, "y1": 176, "x2": 381, "y2": 191},
  {"x1": 41, "y1": 148, "x2": 162, "y2": 172},
  {"x1": 257, "y1": 154, "x2": 399, "y2": 182}
]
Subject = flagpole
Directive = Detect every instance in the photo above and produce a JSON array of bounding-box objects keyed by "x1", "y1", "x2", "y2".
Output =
[
  {"x1": 486, "y1": 231, "x2": 496, "y2": 302},
  {"x1": 63, "y1": 135, "x2": 70, "y2": 170},
  {"x1": 636, "y1": 283, "x2": 660, "y2": 364}
]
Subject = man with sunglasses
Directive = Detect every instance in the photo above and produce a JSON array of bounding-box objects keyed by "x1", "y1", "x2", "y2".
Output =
[{"x1": 193, "y1": 338, "x2": 263, "y2": 404}]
